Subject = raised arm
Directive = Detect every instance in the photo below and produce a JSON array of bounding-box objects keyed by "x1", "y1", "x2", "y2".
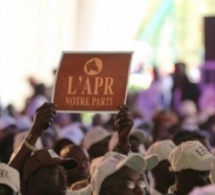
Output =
[
  {"x1": 114, "y1": 105, "x2": 133, "y2": 155},
  {"x1": 8, "y1": 102, "x2": 56, "y2": 173}
]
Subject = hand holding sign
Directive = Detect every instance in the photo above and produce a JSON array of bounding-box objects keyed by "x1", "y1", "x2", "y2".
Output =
[
  {"x1": 31, "y1": 103, "x2": 56, "y2": 137},
  {"x1": 115, "y1": 105, "x2": 133, "y2": 153}
]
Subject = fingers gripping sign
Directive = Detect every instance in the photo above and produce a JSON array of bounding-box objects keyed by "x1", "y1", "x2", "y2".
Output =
[
  {"x1": 114, "y1": 105, "x2": 133, "y2": 154},
  {"x1": 31, "y1": 103, "x2": 56, "y2": 136}
]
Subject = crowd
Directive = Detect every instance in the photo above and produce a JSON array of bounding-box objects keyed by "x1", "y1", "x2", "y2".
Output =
[{"x1": 1, "y1": 61, "x2": 215, "y2": 195}]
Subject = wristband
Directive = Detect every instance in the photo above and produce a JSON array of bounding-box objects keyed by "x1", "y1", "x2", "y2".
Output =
[
  {"x1": 115, "y1": 144, "x2": 131, "y2": 155},
  {"x1": 24, "y1": 140, "x2": 38, "y2": 152}
]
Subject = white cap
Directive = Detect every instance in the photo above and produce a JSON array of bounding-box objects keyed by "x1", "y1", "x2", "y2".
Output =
[
  {"x1": 90, "y1": 151, "x2": 159, "y2": 195},
  {"x1": 189, "y1": 185, "x2": 215, "y2": 195},
  {"x1": 0, "y1": 115, "x2": 16, "y2": 131},
  {"x1": 130, "y1": 129, "x2": 146, "y2": 144},
  {"x1": 146, "y1": 140, "x2": 176, "y2": 162},
  {"x1": 83, "y1": 126, "x2": 111, "y2": 150},
  {"x1": 90, "y1": 156, "x2": 104, "y2": 175},
  {"x1": 0, "y1": 163, "x2": 20, "y2": 193},
  {"x1": 168, "y1": 141, "x2": 214, "y2": 172},
  {"x1": 59, "y1": 124, "x2": 84, "y2": 146}
]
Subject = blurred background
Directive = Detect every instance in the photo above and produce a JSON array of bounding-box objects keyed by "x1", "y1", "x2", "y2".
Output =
[{"x1": 0, "y1": 0, "x2": 215, "y2": 112}]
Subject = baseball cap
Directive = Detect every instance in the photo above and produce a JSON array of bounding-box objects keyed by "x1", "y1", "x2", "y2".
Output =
[
  {"x1": 23, "y1": 149, "x2": 78, "y2": 180},
  {"x1": 90, "y1": 151, "x2": 159, "y2": 195},
  {"x1": 168, "y1": 141, "x2": 214, "y2": 172},
  {"x1": 0, "y1": 163, "x2": 20, "y2": 193},
  {"x1": 146, "y1": 140, "x2": 176, "y2": 162},
  {"x1": 83, "y1": 126, "x2": 111, "y2": 150},
  {"x1": 60, "y1": 124, "x2": 84, "y2": 146},
  {"x1": 130, "y1": 129, "x2": 146, "y2": 144}
]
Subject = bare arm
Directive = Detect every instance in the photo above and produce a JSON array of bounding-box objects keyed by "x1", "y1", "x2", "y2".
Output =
[
  {"x1": 114, "y1": 105, "x2": 133, "y2": 155},
  {"x1": 8, "y1": 103, "x2": 56, "y2": 174}
]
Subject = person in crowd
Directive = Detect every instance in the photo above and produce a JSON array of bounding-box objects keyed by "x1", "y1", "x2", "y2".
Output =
[
  {"x1": 170, "y1": 62, "x2": 200, "y2": 111},
  {"x1": 90, "y1": 151, "x2": 159, "y2": 195},
  {"x1": 167, "y1": 141, "x2": 213, "y2": 195},
  {"x1": 24, "y1": 83, "x2": 49, "y2": 118},
  {"x1": 129, "y1": 130, "x2": 146, "y2": 155},
  {"x1": 0, "y1": 163, "x2": 20, "y2": 195},
  {"x1": 109, "y1": 129, "x2": 147, "y2": 155},
  {"x1": 9, "y1": 103, "x2": 136, "y2": 195},
  {"x1": 199, "y1": 113, "x2": 215, "y2": 147},
  {"x1": 60, "y1": 145, "x2": 90, "y2": 189},
  {"x1": 22, "y1": 148, "x2": 78, "y2": 195},
  {"x1": 53, "y1": 124, "x2": 85, "y2": 154},
  {"x1": 83, "y1": 126, "x2": 112, "y2": 160},
  {"x1": 173, "y1": 130, "x2": 211, "y2": 151},
  {"x1": 145, "y1": 140, "x2": 176, "y2": 195},
  {"x1": 136, "y1": 67, "x2": 165, "y2": 120},
  {"x1": 152, "y1": 109, "x2": 178, "y2": 141}
]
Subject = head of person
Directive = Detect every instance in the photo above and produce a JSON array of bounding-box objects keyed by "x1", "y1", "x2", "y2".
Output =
[
  {"x1": 174, "y1": 62, "x2": 186, "y2": 77},
  {"x1": 53, "y1": 124, "x2": 85, "y2": 154},
  {"x1": 83, "y1": 126, "x2": 111, "y2": 160},
  {"x1": 23, "y1": 149, "x2": 78, "y2": 195},
  {"x1": 0, "y1": 163, "x2": 20, "y2": 195},
  {"x1": 152, "y1": 110, "x2": 178, "y2": 141},
  {"x1": 129, "y1": 130, "x2": 146, "y2": 155},
  {"x1": 168, "y1": 141, "x2": 213, "y2": 194},
  {"x1": 91, "y1": 151, "x2": 159, "y2": 195},
  {"x1": 173, "y1": 130, "x2": 212, "y2": 151},
  {"x1": 146, "y1": 140, "x2": 176, "y2": 193},
  {"x1": 60, "y1": 145, "x2": 90, "y2": 187}
]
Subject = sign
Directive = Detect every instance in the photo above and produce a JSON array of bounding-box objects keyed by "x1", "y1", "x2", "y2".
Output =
[{"x1": 52, "y1": 52, "x2": 132, "y2": 112}]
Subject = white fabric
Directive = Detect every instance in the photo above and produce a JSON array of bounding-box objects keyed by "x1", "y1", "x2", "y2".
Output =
[
  {"x1": 90, "y1": 151, "x2": 159, "y2": 195},
  {"x1": 146, "y1": 140, "x2": 176, "y2": 162},
  {"x1": 83, "y1": 126, "x2": 111, "y2": 150},
  {"x1": 0, "y1": 163, "x2": 20, "y2": 193},
  {"x1": 168, "y1": 141, "x2": 213, "y2": 172},
  {"x1": 189, "y1": 185, "x2": 215, "y2": 195},
  {"x1": 60, "y1": 124, "x2": 84, "y2": 146}
]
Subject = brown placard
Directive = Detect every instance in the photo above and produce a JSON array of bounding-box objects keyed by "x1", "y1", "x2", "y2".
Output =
[{"x1": 52, "y1": 52, "x2": 132, "y2": 112}]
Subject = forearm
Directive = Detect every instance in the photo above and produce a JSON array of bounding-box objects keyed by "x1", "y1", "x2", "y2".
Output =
[{"x1": 8, "y1": 128, "x2": 39, "y2": 174}]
